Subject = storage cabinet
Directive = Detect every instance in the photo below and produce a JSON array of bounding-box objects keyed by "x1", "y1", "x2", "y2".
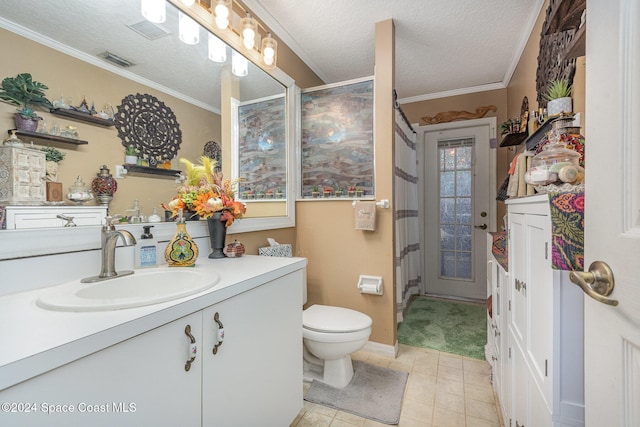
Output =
[
  {"x1": 0, "y1": 269, "x2": 303, "y2": 427},
  {"x1": 486, "y1": 234, "x2": 511, "y2": 422},
  {"x1": 4, "y1": 206, "x2": 107, "y2": 229},
  {"x1": 488, "y1": 196, "x2": 584, "y2": 427},
  {"x1": 0, "y1": 145, "x2": 46, "y2": 204}
]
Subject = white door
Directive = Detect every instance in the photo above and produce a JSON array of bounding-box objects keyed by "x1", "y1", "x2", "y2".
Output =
[
  {"x1": 581, "y1": 0, "x2": 640, "y2": 424},
  {"x1": 420, "y1": 118, "x2": 496, "y2": 301}
]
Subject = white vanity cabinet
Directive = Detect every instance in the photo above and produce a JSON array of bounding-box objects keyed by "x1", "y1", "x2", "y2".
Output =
[
  {"x1": 202, "y1": 269, "x2": 303, "y2": 426},
  {"x1": 1, "y1": 311, "x2": 204, "y2": 426},
  {"x1": 0, "y1": 266, "x2": 304, "y2": 427},
  {"x1": 499, "y1": 195, "x2": 584, "y2": 427}
]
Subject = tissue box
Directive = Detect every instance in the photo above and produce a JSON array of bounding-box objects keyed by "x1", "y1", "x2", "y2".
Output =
[{"x1": 258, "y1": 244, "x2": 292, "y2": 257}]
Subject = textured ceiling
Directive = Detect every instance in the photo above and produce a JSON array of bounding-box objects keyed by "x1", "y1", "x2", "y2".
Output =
[
  {"x1": 245, "y1": 0, "x2": 545, "y2": 103},
  {"x1": 0, "y1": 0, "x2": 284, "y2": 112},
  {"x1": 0, "y1": 1, "x2": 544, "y2": 109}
]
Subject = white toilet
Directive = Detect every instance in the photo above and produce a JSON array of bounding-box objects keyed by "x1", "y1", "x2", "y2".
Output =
[{"x1": 302, "y1": 304, "x2": 373, "y2": 388}]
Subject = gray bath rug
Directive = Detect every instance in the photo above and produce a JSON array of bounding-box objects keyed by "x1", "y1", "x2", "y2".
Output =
[{"x1": 304, "y1": 360, "x2": 409, "y2": 425}]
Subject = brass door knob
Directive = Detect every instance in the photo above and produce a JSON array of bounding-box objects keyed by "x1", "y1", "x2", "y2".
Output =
[{"x1": 569, "y1": 261, "x2": 619, "y2": 306}]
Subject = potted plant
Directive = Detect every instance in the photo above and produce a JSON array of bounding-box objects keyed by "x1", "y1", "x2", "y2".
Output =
[
  {"x1": 334, "y1": 185, "x2": 343, "y2": 197},
  {"x1": 312, "y1": 185, "x2": 320, "y2": 198},
  {"x1": 0, "y1": 73, "x2": 53, "y2": 131},
  {"x1": 355, "y1": 187, "x2": 364, "y2": 197},
  {"x1": 323, "y1": 187, "x2": 332, "y2": 198},
  {"x1": 275, "y1": 187, "x2": 284, "y2": 198},
  {"x1": 348, "y1": 185, "x2": 356, "y2": 197},
  {"x1": 265, "y1": 189, "x2": 274, "y2": 199},
  {"x1": 40, "y1": 146, "x2": 65, "y2": 182},
  {"x1": 124, "y1": 144, "x2": 138, "y2": 164},
  {"x1": 544, "y1": 78, "x2": 572, "y2": 117}
]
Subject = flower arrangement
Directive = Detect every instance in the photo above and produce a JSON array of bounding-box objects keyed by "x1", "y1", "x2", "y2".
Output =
[{"x1": 162, "y1": 156, "x2": 246, "y2": 227}]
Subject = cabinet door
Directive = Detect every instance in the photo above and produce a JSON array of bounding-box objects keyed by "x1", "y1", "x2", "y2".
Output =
[
  {"x1": 509, "y1": 213, "x2": 527, "y2": 349},
  {"x1": 0, "y1": 312, "x2": 202, "y2": 427},
  {"x1": 524, "y1": 214, "x2": 553, "y2": 407},
  {"x1": 511, "y1": 339, "x2": 529, "y2": 427},
  {"x1": 202, "y1": 270, "x2": 303, "y2": 427}
]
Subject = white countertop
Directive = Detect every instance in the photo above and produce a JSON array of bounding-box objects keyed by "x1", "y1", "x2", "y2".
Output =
[{"x1": 0, "y1": 255, "x2": 307, "y2": 391}]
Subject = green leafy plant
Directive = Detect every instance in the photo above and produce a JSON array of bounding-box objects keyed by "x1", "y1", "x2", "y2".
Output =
[
  {"x1": 0, "y1": 73, "x2": 53, "y2": 119},
  {"x1": 500, "y1": 118, "x2": 515, "y2": 135},
  {"x1": 125, "y1": 144, "x2": 137, "y2": 156},
  {"x1": 40, "y1": 146, "x2": 65, "y2": 163},
  {"x1": 543, "y1": 78, "x2": 572, "y2": 101}
]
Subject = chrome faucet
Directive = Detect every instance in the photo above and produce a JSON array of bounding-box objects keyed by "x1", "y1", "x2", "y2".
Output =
[{"x1": 81, "y1": 217, "x2": 137, "y2": 283}]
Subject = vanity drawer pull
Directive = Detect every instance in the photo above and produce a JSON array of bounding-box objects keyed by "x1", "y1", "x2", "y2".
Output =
[{"x1": 213, "y1": 312, "x2": 225, "y2": 355}]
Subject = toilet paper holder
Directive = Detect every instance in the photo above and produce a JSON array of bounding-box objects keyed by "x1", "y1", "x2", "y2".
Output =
[{"x1": 357, "y1": 275, "x2": 383, "y2": 295}]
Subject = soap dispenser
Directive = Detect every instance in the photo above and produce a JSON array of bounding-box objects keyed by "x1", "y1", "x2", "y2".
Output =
[
  {"x1": 164, "y1": 209, "x2": 198, "y2": 267},
  {"x1": 135, "y1": 225, "x2": 157, "y2": 269}
]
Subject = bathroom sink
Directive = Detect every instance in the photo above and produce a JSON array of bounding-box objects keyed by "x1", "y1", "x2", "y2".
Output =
[{"x1": 37, "y1": 268, "x2": 220, "y2": 312}]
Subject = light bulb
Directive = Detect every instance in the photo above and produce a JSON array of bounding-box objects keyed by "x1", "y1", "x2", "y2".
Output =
[
  {"x1": 243, "y1": 28, "x2": 255, "y2": 49},
  {"x1": 261, "y1": 33, "x2": 277, "y2": 69},
  {"x1": 141, "y1": 0, "x2": 166, "y2": 23},
  {"x1": 215, "y1": 3, "x2": 229, "y2": 20},
  {"x1": 215, "y1": 17, "x2": 229, "y2": 29},
  {"x1": 179, "y1": 11, "x2": 200, "y2": 45},
  {"x1": 241, "y1": 14, "x2": 257, "y2": 50},
  {"x1": 208, "y1": 33, "x2": 227, "y2": 63},
  {"x1": 263, "y1": 53, "x2": 274, "y2": 66},
  {"x1": 232, "y1": 51, "x2": 248, "y2": 77}
]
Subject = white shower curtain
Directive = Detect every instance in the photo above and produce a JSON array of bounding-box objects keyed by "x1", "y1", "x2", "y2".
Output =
[{"x1": 394, "y1": 104, "x2": 421, "y2": 323}]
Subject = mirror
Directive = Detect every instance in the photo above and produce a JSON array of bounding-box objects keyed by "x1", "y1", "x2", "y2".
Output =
[{"x1": 0, "y1": 0, "x2": 295, "y2": 232}]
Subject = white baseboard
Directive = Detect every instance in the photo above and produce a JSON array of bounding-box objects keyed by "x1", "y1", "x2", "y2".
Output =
[{"x1": 362, "y1": 340, "x2": 398, "y2": 358}]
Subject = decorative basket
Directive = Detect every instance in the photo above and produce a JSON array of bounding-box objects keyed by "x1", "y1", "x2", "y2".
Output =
[{"x1": 223, "y1": 240, "x2": 245, "y2": 257}]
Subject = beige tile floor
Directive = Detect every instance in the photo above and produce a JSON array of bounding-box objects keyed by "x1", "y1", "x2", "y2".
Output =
[{"x1": 291, "y1": 344, "x2": 504, "y2": 427}]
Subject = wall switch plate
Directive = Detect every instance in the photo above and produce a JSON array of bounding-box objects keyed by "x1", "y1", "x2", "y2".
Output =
[{"x1": 115, "y1": 165, "x2": 127, "y2": 179}]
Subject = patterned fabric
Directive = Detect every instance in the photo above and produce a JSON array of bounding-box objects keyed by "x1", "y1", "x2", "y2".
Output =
[
  {"x1": 548, "y1": 191, "x2": 584, "y2": 271},
  {"x1": 394, "y1": 107, "x2": 421, "y2": 323},
  {"x1": 490, "y1": 232, "x2": 508, "y2": 271}
]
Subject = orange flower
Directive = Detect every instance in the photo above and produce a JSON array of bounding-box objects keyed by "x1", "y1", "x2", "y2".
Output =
[{"x1": 164, "y1": 156, "x2": 246, "y2": 226}]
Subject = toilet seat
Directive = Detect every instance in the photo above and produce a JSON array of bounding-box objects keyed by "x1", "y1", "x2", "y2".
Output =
[{"x1": 303, "y1": 304, "x2": 372, "y2": 333}]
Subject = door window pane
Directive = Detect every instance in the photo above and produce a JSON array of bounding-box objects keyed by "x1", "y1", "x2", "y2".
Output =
[{"x1": 438, "y1": 138, "x2": 474, "y2": 280}]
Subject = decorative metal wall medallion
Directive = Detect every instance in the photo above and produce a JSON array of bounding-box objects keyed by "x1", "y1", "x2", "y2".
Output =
[
  {"x1": 536, "y1": 1, "x2": 579, "y2": 107},
  {"x1": 203, "y1": 140, "x2": 222, "y2": 172},
  {"x1": 115, "y1": 93, "x2": 182, "y2": 161}
]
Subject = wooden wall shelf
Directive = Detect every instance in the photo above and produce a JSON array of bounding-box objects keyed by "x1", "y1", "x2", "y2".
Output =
[
  {"x1": 500, "y1": 132, "x2": 528, "y2": 148},
  {"x1": 564, "y1": 24, "x2": 586, "y2": 59},
  {"x1": 123, "y1": 164, "x2": 181, "y2": 178},
  {"x1": 10, "y1": 129, "x2": 88, "y2": 145},
  {"x1": 49, "y1": 108, "x2": 115, "y2": 127}
]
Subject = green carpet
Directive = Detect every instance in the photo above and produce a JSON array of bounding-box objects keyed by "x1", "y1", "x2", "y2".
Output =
[{"x1": 397, "y1": 297, "x2": 487, "y2": 359}]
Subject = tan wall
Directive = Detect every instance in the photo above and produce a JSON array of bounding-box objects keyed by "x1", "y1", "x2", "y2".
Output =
[
  {"x1": 296, "y1": 20, "x2": 397, "y2": 346},
  {"x1": 0, "y1": 28, "x2": 216, "y2": 218},
  {"x1": 0, "y1": 26, "x2": 315, "y2": 254}
]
